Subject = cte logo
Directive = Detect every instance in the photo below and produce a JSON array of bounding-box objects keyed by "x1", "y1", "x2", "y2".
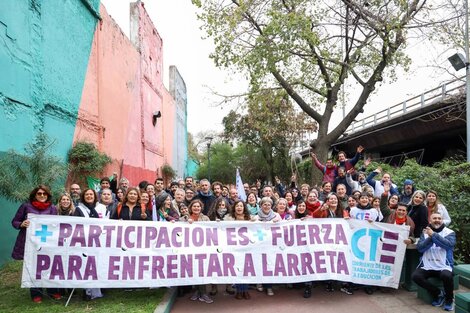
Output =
[{"x1": 351, "y1": 228, "x2": 399, "y2": 264}]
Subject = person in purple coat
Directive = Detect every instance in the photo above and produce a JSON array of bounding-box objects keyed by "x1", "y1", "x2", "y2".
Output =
[{"x1": 11, "y1": 185, "x2": 60, "y2": 303}]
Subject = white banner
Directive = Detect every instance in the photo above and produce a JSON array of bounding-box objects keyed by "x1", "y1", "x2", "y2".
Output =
[{"x1": 22, "y1": 214, "x2": 409, "y2": 288}]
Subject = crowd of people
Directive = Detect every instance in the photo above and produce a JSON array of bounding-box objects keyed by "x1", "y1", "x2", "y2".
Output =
[{"x1": 10, "y1": 146, "x2": 456, "y2": 310}]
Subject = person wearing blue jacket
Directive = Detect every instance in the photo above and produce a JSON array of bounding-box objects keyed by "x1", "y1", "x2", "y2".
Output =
[{"x1": 412, "y1": 212, "x2": 456, "y2": 311}]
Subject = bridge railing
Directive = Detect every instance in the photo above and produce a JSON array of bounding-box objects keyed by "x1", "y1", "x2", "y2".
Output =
[{"x1": 347, "y1": 77, "x2": 465, "y2": 134}]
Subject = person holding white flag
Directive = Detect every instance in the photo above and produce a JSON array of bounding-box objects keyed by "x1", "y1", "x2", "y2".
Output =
[{"x1": 236, "y1": 168, "x2": 247, "y2": 202}]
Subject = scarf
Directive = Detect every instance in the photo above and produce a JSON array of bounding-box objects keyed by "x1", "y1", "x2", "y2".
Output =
[
  {"x1": 258, "y1": 209, "x2": 276, "y2": 221},
  {"x1": 306, "y1": 201, "x2": 321, "y2": 215},
  {"x1": 83, "y1": 202, "x2": 99, "y2": 218},
  {"x1": 190, "y1": 213, "x2": 200, "y2": 221},
  {"x1": 247, "y1": 203, "x2": 259, "y2": 215},
  {"x1": 395, "y1": 215, "x2": 407, "y2": 225},
  {"x1": 58, "y1": 206, "x2": 72, "y2": 216},
  {"x1": 429, "y1": 223, "x2": 445, "y2": 233},
  {"x1": 288, "y1": 201, "x2": 294, "y2": 208},
  {"x1": 32, "y1": 201, "x2": 51, "y2": 210}
]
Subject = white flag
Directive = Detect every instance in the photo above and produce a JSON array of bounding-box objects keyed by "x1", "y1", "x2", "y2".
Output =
[{"x1": 236, "y1": 168, "x2": 247, "y2": 201}]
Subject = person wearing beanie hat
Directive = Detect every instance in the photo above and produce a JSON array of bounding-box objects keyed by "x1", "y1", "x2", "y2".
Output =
[{"x1": 400, "y1": 179, "x2": 415, "y2": 204}]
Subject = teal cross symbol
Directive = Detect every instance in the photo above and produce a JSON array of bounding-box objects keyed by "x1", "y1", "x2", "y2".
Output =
[
  {"x1": 254, "y1": 229, "x2": 267, "y2": 241},
  {"x1": 35, "y1": 225, "x2": 52, "y2": 243}
]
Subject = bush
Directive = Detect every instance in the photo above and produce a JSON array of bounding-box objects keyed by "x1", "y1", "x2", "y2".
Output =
[
  {"x1": 389, "y1": 158, "x2": 470, "y2": 263},
  {"x1": 67, "y1": 141, "x2": 112, "y2": 185}
]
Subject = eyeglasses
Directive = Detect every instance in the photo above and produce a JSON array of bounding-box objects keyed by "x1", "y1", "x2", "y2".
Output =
[{"x1": 36, "y1": 192, "x2": 47, "y2": 196}]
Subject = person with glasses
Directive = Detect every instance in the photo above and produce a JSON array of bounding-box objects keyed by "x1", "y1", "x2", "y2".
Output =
[{"x1": 11, "y1": 185, "x2": 60, "y2": 303}]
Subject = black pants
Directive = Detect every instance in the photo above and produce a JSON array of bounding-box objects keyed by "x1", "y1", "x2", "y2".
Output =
[
  {"x1": 30, "y1": 288, "x2": 59, "y2": 299},
  {"x1": 412, "y1": 268, "x2": 453, "y2": 302}
]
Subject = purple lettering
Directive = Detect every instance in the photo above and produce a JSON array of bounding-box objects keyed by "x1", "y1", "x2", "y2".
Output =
[
  {"x1": 58, "y1": 223, "x2": 72, "y2": 246},
  {"x1": 50, "y1": 255, "x2": 65, "y2": 280},
  {"x1": 300, "y1": 253, "x2": 314, "y2": 275},
  {"x1": 138, "y1": 256, "x2": 149, "y2": 279},
  {"x1": 88, "y1": 225, "x2": 102, "y2": 247},
  {"x1": 314, "y1": 251, "x2": 327, "y2": 273},
  {"x1": 167, "y1": 255, "x2": 178, "y2": 279},
  {"x1": 70, "y1": 224, "x2": 86, "y2": 247},
  {"x1": 271, "y1": 226, "x2": 282, "y2": 245},
  {"x1": 222, "y1": 253, "x2": 236, "y2": 276},
  {"x1": 36, "y1": 254, "x2": 50, "y2": 279},
  {"x1": 337, "y1": 252, "x2": 349, "y2": 274},
  {"x1": 124, "y1": 226, "x2": 135, "y2": 249},
  {"x1": 83, "y1": 256, "x2": 97, "y2": 280},
  {"x1": 195, "y1": 254, "x2": 206, "y2": 276},
  {"x1": 145, "y1": 227, "x2": 157, "y2": 248},
  {"x1": 226, "y1": 228, "x2": 237, "y2": 245},
  {"x1": 171, "y1": 227, "x2": 182, "y2": 248},
  {"x1": 335, "y1": 224, "x2": 348, "y2": 245},
  {"x1": 286, "y1": 254, "x2": 300, "y2": 276},
  {"x1": 326, "y1": 251, "x2": 336, "y2": 273},
  {"x1": 307, "y1": 224, "x2": 321, "y2": 244},
  {"x1": 108, "y1": 256, "x2": 120, "y2": 280},
  {"x1": 180, "y1": 254, "x2": 193, "y2": 278},
  {"x1": 67, "y1": 255, "x2": 83, "y2": 280},
  {"x1": 296, "y1": 225, "x2": 307, "y2": 246},
  {"x1": 322, "y1": 224, "x2": 333, "y2": 244},
  {"x1": 151, "y1": 256, "x2": 165, "y2": 279},
  {"x1": 207, "y1": 254, "x2": 222, "y2": 277},
  {"x1": 262, "y1": 254, "x2": 273, "y2": 276},
  {"x1": 243, "y1": 253, "x2": 255, "y2": 276},
  {"x1": 274, "y1": 254, "x2": 287, "y2": 276},
  {"x1": 122, "y1": 256, "x2": 136, "y2": 280},
  {"x1": 238, "y1": 227, "x2": 249, "y2": 245}
]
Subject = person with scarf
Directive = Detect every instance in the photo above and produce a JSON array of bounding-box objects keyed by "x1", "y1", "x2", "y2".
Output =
[
  {"x1": 74, "y1": 188, "x2": 107, "y2": 300},
  {"x1": 407, "y1": 190, "x2": 429, "y2": 238},
  {"x1": 100, "y1": 188, "x2": 117, "y2": 218},
  {"x1": 110, "y1": 188, "x2": 149, "y2": 221},
  {"x1": 74, "y1": 188, "x2": 107, "y2": 219},
  {"x1": 412, "y1": 212, "x2": 456, "y2": 311},
  {"x1": 246, "y1": 192, "x2": 260, "y2": 215},
  {"x1": 284, "y1": 191, "x2": 296, "y2": 211},
  {"x1": 207, "y1": 196, "x2": 230, "y2": 221},
  {"x1": 57, "y1": 192, "x2": 75, "y2": 216},
  {"x1": 256, "y1": 197, "x2": 280, "y2": 296},
  {"x1": 11, "y1": 185, "x2": 60, "y2": 303},
  {"x1": 195, "y1": 178, "x2": 216, "y2": 215},
  {"x1": 385, "y1": 202, "x2": 415, "y2": 243},
  {"x1": 275, "y1": 198, "x2": 292, "y2": 220},
  {"x1": 154, "y1": 193, "x2": 179, "y2": 222},
  {"x1": 311, "y1": 192, "x2": 348, "y2": 293},
  {"x1": 305, "y1": 190, "x2": 322, "y2": 217}
]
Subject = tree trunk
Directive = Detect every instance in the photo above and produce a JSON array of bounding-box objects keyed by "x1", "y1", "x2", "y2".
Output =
[{"x1": 309, "y1": 140, "x2": 331, "y2": 188}]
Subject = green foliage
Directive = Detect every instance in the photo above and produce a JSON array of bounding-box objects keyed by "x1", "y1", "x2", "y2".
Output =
[
  {"x1": 162, "y1": 163, "x2": 176, "y2": 179},
  {"x1": 223, "y1": 89, "x2": 314, "y2": 182},
  {"x1": 0, "y1": 133, "x2": 67, "y2": 202},
  {"x1": 67, "y1": 141, "x2": 112, "y2": 185},
  {"x1": 387, "y1": 159, "x2": 470, "y2": 263},
  {"x1": 196, "y1": 143, "x2": 238, "y2": 183},
  {"x1": 0, "y1": 261, "x2": 164, "y2": 313}
]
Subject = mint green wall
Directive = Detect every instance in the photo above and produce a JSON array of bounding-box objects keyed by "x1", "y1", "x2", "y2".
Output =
[{"x1": 0, "y1": 0, "x2": 100, "y2": 267}]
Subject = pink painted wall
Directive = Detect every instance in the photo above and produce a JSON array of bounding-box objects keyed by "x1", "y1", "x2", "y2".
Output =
[{"x1": 73, "y1": 3, "x2": 176, "y2": 186}]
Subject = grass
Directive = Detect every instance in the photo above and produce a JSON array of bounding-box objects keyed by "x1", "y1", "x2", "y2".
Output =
[{"x1": 0, "y1": 261, "x2": 166, "y2": 313}]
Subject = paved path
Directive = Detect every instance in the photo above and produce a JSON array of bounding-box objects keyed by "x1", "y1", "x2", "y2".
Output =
[{"x1": 170, "y1": 284, "x2": 469, "y2": 313}]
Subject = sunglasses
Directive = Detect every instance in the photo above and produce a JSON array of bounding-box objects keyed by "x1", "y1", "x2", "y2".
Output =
[{"x1": 36, "y1": 192, "x2": 47, "y2": 196}]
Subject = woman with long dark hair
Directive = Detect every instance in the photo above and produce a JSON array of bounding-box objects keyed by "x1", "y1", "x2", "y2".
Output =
[{"x1": 11, "y1": 185, "x2": 60, "y2": 303}]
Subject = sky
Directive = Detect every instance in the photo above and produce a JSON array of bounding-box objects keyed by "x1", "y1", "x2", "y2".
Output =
[{"x1": 100, "y1": 0, "x2": 460, "y2": 142}]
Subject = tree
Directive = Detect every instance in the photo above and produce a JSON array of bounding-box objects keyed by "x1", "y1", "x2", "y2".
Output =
[
  {"x1": 196, "y1": 0, "x2": 431, "y2": 181},
  {"x1": 223, "y1": 89, "x2": 314, "y2": 182},
  {"x1": 196, "y1": 142, "x2": 238, "y2": 183},
  {"x1": 0, "y1": 133, "x2": 67, "y2": 202}
]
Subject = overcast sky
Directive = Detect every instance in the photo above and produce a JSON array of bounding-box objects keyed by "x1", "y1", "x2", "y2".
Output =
[{"x1": 100, "y1": 0, "x2": 459, "y2": 141}]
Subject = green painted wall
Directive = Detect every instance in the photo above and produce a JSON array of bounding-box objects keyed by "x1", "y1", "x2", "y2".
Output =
[{"x1": 0, "y1": 0, "x2": 100, "y2": 266}]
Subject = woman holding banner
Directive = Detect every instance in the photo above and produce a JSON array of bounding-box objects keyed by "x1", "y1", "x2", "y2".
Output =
[
  {"x1": 224, "y1": 200, "x2": 256, "y2": 299},
  {"x1": 256, "y1": 197, "x2": 281, "y2": 296},
  {"x1": 11, "y1": 185, "x2": 60, "y2": 303},
  {"x1": 110, "y1": 188, "x2": 149, "y2": 221},
  {"x1": 187, "y1": 200, "x2": 213, "y2": 304},
  {"x1": 312, "y1": 193, "x2": 349, "y2": 294}
]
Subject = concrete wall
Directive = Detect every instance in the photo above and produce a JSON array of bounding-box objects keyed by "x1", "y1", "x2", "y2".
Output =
[
  {"x1": 0, "y1": 0, "x2": 100, "y2": 266},
  {"x1": 170, "y1": 65, "x2": 188, "y2": 178}
]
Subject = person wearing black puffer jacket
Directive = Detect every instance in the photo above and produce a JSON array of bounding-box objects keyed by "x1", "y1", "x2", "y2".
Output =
[{"x1": 407, "y1": 190, "x2": 428, "y2": 238}]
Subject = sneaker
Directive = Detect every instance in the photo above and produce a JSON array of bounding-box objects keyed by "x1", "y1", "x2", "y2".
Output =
[
  {"x1": 199, "y1": 294, "x2": 214, "y2": 304},
  {"x1": 340, "y1": 287, "x2": 353, "y2": 295},
  {"x1": 190, "y1": 291, "x2": 200, "y2": 301},
  {"x1": 32, "y1": 296, "x2": 42, "y2": 303},
  {"x1": 266, "y1": 288, "x2": 274, "y2": 296},
  {"x1": 431, "y1": 290, "x2": 445, "y2": 307},
  {"x1": 256, "y1": 284, "x2": 263, "y2": 292},
  {"x1": 443, "y1": 300, "x2": 454, "y2": 311},
  {"x1": 51, "y1": 293, "x2": 62, "y2": 300}
]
